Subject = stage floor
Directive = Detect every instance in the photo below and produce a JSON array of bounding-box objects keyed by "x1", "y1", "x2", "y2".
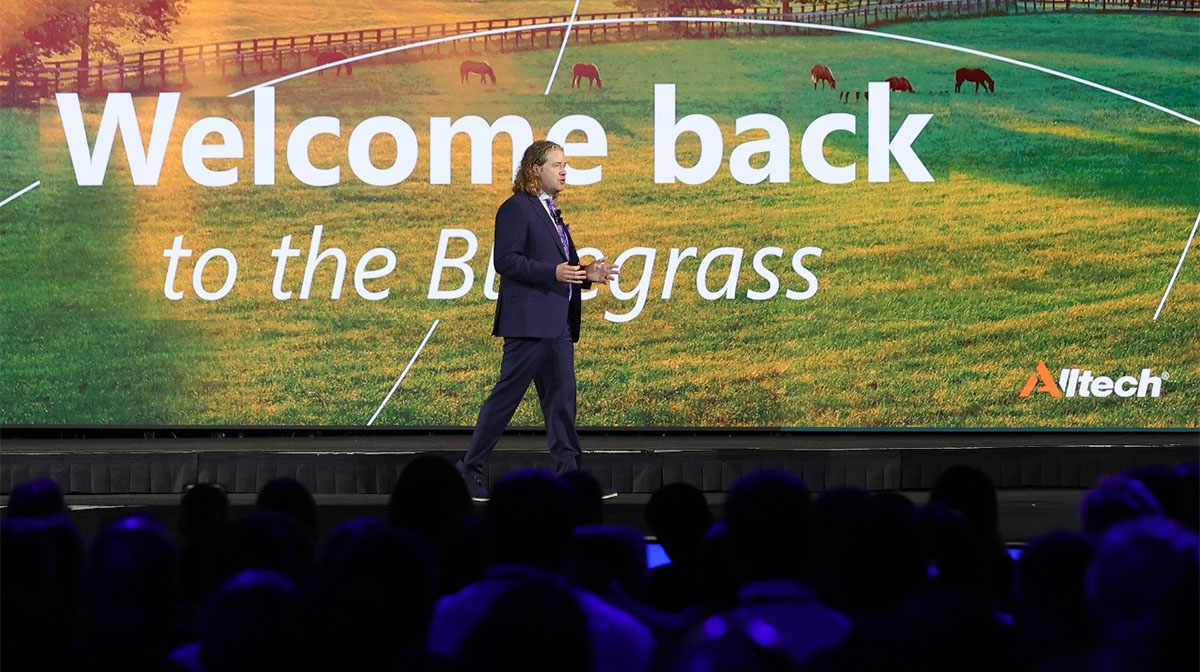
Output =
[
  {"x1": 4, "y1": 431, "x2": 1195, "y2": 543},
  {"x1": 54, "y1": 489, "x2": 1086, "y2": 544},
  {"x1": 3, "y1": 430, "x2": 1194, "y2": 496}
]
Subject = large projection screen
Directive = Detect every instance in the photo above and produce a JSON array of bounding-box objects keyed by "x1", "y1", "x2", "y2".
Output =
[{"x1": 1, "y1": 2, "x2": 1196, "y2": 428}]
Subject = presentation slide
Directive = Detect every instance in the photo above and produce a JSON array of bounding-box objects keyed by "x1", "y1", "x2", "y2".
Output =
[{"x1": 1, "y1": 1, "x2": 1196, "y2": 428}]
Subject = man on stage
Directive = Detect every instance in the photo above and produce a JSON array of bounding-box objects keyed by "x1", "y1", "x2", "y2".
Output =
[{"x1": 456, "y1": 140, "x2": 619, "y2": 500}]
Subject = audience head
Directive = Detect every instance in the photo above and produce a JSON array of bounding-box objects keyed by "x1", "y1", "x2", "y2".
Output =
[
  {"x1": 695, "y1": 522, "x2": 739, "y2": 610},
  {"x1": 1176, "y1": 461, "x2": 1199, "y2": 531},
  {"x1": 1, "y1": 519, "x2": 55, "y2": 594},
  {"x1": 79, "y1": 515, "x2": 180, "y2": 671},
  {"x1": 436, "y1": 514, "x2": 486, "y2": 595},
  {"x1": 388, "y1": 454, "x2": 473, "y2": 541},
  {"x1": 1014, "y1": 531, "x2": 1097, "y2": 662},
  {"x1": 813, "y1": 487, "x2": 873, "y2": 600},
  {"x1": 86, "y1": 515, "x2": 178, "y2": 617},
  {"x1": 1087, "y1": 516, "x2": 1199, "y2": 669},
  {"x1": 485, "y1": 469, "x2": 573, "y2": 571},
  {"x1": 1, "y1": 518, "x2": 66, "y2": 672},
  {"x1": 645, "y1": 482, "x2": 714, "y2": 566},
  {"x1": 179, "y1": 483, "x2": 232, "y2": 606},
  {"x1": 560, "y1": 469, "x2": 605, "y2": 526},
  {"x1": 1124, "y1": 465, "x2": 1188, "y2": 527},
  {"x1": 922, "y1": 501, "x2": 987, "y2": 594},
  {"x1": 7, "y1": 517, "x2": 84, "y2": 669},
  {"x1": 301, "y1": 519, "x2": 434, "y2": 669},
  {"x1": 1080, "y1": 475, "x2": 1161, "y2": 535},
  {"x1": 255, "y1": 477, "x2": 318, "y2": 540},
  {"x1": 457, "y1": 577, "x2": 591, "y2": 672},
  {"x1": 200, "y1": 569, "x2": 298, "y2": 672},
  {"x1": 930, "y1": 464, "x2": 1000, "y2": 539},
  {"x1": 725, "y1": 470, "x2": 812, "y2": 584},
  {"x1": 669, "y1": 614, "x2": 794, "y2": 672},
  {"x1": 1016, "y1": 531, "x2": 1094, "y2": 617},
  {"x1": 815, "y1": 488, "x2": 928, "y2": 616},
  {"x1": 179, "y1": 482, "x2": 231, "y2": 545},
  {"x1": 899, "y1": 590, "x2": 1017, "y2": 672},
  {"x1": 567, "y1": 524, "x2": 648, "y2": 598},
  {"x1": 41, "y1": 514, "x2": 86, "y2": 619},
  {"x1": 206, "y1": 510, "x2": 311, "y2": 592},
  {"x1": 7, "y1": 478, "x2": 67, "y2": 518},
  {"x1": 312, "y1": 518, "x2": 434, "y2": 645}
]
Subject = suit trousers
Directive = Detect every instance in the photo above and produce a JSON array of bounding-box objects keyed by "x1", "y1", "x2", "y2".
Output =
[{"x1": 460, "y1": 324, "x2": 582, "y2": 475}]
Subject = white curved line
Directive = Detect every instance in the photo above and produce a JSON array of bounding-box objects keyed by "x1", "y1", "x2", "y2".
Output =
[
  {"x1": 367, "y1": 318, "x2": 440, "y2": 426},
  {"x1": 545, "y1": 0, "x2": 583, "y2": 95},
  {"x1": 0, "y1": 180, "x2": 41, "y2": 210},
  {"x1": 226, "y1": 15, "x2": 1200, "y2": 126},
  {"x1": 1153, "y1": 211, "x2": 1198, "y2": 321}
]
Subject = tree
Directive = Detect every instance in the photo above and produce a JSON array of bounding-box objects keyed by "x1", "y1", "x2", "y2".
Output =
[
  {"x1": 73, "y1": 0, "x2": 190, "y2": 78},
  {"x1": 2, "y1": 0, "x2": 81, "y2": 104},
  {"x1": 1, "y1": 0, "x2": 187, "y2": 104},
  {"x1": 615, "y1": 0, "x2": 766, "y2": 13},
  {"x1": 2, "y1": 1, "x2": 83, "y2": 73}
]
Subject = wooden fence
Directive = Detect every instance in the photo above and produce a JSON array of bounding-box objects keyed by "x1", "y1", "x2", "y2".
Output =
[{"x1": 2, "y1": 0, "x2": 1195, "y2": 104}]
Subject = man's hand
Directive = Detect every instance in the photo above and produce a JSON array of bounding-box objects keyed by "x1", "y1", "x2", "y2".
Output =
[
  {"x1": 584, "y1": 260, "x2": 620, "y2": 284},
  {"x1": 556, "y1": 262, "x2": 588, "y2": 284}
]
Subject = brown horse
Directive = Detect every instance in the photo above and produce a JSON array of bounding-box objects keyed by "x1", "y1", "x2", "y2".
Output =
[
  {"x1": 312, "y1": 51, "x2": 352, "y2": 76},
  {"x1": 955, "y1": 68, "x2": 994, "y2": 93},
  {"x1": 460, "y1": 60, "x2": 496, "y2": 84},
  {"x1": 571, "y1": 63, "x2": 602, "y2": 88},
  {"x1": 810, "y1": 64, "x2": 836, "y2": 90},
  {"x1": 885, "y1": 76, "x2": 914, "y2": 93}
]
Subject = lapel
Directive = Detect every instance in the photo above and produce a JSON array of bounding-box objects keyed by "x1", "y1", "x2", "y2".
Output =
[{"x1": 529, "y1": 193, "x2": 568, "y2": 261}]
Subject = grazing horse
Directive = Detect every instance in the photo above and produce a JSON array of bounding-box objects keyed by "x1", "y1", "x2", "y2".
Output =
[
  {"x1": 810, "y1": 64, "x2": 836, "y2": 90},
  {"x1": 955, "y1": 68, "x2": 994, "y2": 93},
  {"x1": 885, "y1": 76, "x2": 914, "y2": 93},
  {"x1": 571, "y1": 63, "x2": 602, "y2": 88},
  {"x1": 460, "y1": 60, "x2": 496, "y2": 84},
  {"x1": 313, "y1": 51, "x2": 352, "y2": 76}
]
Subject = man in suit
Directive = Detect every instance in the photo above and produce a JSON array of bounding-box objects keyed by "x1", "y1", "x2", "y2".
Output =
[{"x1": 456, "y1": 140, "x2": 618, "y2": 500}]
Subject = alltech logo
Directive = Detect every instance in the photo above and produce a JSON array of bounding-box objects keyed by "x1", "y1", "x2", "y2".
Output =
[{"x1": 1019, "y1": 361, "x2": 1166, "y2": 399}]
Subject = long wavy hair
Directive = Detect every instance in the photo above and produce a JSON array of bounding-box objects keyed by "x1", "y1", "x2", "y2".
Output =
[{"x1": 512, "y1": 140, "x2": 563, "y2": 196}]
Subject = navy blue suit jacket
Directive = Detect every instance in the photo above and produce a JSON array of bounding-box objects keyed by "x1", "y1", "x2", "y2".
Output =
[{"x1": 492, "y1": 192, "x2": 590, "y2": 342}]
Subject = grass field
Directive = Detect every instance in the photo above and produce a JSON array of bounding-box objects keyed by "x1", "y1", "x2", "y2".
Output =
[{"x1": 1, "y1": 12, "x2": 1197, "y2": 427}]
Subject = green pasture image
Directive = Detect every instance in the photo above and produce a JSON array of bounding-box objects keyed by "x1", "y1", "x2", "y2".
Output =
[{"x1": 1, "y1": 12, "x2": 1196, "y2": 427}]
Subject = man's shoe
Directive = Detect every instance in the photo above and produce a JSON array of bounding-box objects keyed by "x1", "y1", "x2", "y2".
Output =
[
  {"x1": 465, "y1": 473, "x2": 490, "y2": 501},
  {"x1": 600, "y1": 487, "x2": 618, "y2": 500},
  {"x1": 456, "y1": 460, "x2": 490, "y2": 501}
]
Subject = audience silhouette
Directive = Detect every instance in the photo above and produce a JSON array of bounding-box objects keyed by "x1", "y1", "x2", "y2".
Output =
[{"x1": 2, "y1": 458, "x2": 1196, "y2": 672}]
